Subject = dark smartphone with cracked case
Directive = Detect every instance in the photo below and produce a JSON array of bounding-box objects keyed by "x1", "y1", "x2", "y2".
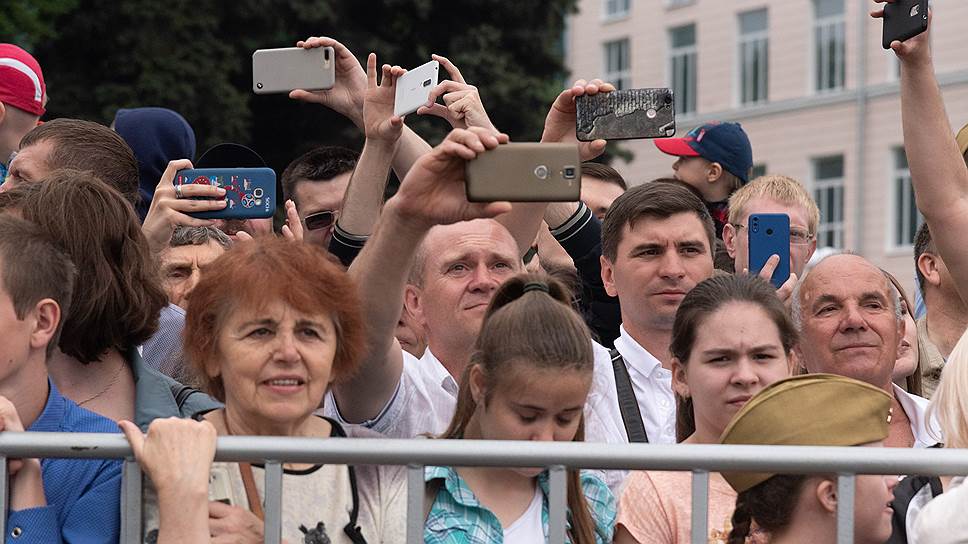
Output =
[
  {"x1": 575, "y1": 88, "x2": 676, "y2": 142},
  {"x1": 175, "y1": 167, "x2": 276, "y2": 220},
  {"x1": 252, "y1": 47, "x2": 335, "y2": 94},
  {"x1": 882, "y1": 0, "x2": 928, "y2": 49},
  {"x1": 465, "y1": 143, "x2": 580, "y2": 202},
  {"x1": 748, "y1": 213, "x2": 791, "y2": 290}
]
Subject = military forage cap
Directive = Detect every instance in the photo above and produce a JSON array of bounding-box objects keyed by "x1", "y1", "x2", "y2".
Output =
[{"x1": 719, "y1": 374, "x2": 892, "y2": 493}]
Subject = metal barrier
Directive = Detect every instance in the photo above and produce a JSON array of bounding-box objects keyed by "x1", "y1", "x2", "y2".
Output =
[{"x1": 1, "y1": 432, "x2": 965, "y2": 544}]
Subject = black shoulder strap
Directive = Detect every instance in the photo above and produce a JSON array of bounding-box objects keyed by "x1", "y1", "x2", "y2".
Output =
[
  {"x1": 609, "y1": 348, "x2": 649, "y2": 443},
  {"x1": 329, "y1": 419, "x2": 368, "y2": 544}
]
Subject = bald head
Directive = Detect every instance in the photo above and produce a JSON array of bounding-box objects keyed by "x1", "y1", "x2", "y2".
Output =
[
  {"x1": 794, "y1": 254, "x2": 903, "y2": 390},
  {"x1": 409, "y1": 219, "x2": 519, "y2": 287}
]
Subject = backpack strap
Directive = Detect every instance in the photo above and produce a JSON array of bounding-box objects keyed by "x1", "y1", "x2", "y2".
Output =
[{"x1": 609, "y1": 348, "x2": 649, "y2": 443}]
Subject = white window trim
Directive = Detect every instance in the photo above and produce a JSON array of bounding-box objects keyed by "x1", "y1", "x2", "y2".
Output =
[
  {"x1": 665, "y1": 0, "x2": 696, "y2": 9},
  {"x1": 811, "y1": 7, "x2": 846, "y2": 94},
  {"x1": 811, "y1": 156, "x2": 846, "y2": 250},
  {"x1": 668, "y1": 26, "x2": 698, "y2": 115},
  {"x1": 602, "y1": 0, "x2": 631, "y2": 22},
  {"x1": 737, "y1": 13, "x2": 769, "y2": 107},
  {"x1": 887, "y1": 146, "x2": 922, "y2": 253},
  {"x1": 603, "y1": 38, "x2": 631, "y2": 90}
]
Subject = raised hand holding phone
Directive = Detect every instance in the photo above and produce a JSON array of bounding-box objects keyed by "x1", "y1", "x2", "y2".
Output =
[
  {"x1": 363, "y1": 53, "x2": 405, "y2": 143},
  {"x1": 747, "y1": 213, "x2": 791, "y2": 290},
  {"x1": 142, "y1": 159, "x2": 226, "y2": 254},
  {"x1": 541, "y1": 79, "x2": 616, "y2": 161},
  {"x1": 871, "y1": 0, "x2": 931, "y2": 60},
  {"x1": 417, "y1": 54, "x2": 497, "y2": 133},
  {"x1": 394, "y1": 59, "x2": 440, "y2": 117},
  {"x1": 289, "y1": 36, "x2": 368, "y2": 127}
]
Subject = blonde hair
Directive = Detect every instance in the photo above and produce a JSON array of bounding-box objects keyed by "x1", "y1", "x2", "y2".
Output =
[
  {"x1": 928, "y1": 328, "x2": 968, "y2": 448},
  {"x1": 727, "y1": 175, "x2": 820, "y2": 235}
]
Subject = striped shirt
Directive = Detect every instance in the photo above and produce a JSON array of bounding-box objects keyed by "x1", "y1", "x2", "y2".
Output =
[{"x1": 424, "y1": 466, "x2": 616, "y2": 543}]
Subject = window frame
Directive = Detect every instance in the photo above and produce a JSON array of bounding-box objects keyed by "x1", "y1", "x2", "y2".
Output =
[{"x1": 668, "y1": 23, "x2": 698, "y2": 115}]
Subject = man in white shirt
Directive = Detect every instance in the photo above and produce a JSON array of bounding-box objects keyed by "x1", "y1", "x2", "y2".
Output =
[
  {"x1": 590, "y1": 181, "x2": 716, "y2": 445},
  {"x1": 793, "y1": 253, "x2": 937, "y2": 448}
]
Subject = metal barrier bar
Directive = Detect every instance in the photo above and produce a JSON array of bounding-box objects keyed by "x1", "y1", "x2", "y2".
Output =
[
  {"x1": 548, "y1": 465, "x2": 567, "y2": 544},
  {"x1": 264, "y1": 461, "x2": 283, "y2": 544},
  {"x1": 406, "y1": 465, "x2": 425, "y2": 544},
  {"x1": 690, "y1": 470, "x2": 709, "y2": 544},
  {"x1": 121, "y1": 458, "x2": 142, "y2": 543},
  {"x1": 837, "y1": 474, "x2": 855, "y2": 544},
  {"x1": 0, "y1": 455, "x2": 6, "y2": 539},
  {"x1": 1, "y1": 433, "x2": 960, "y2": 475}
]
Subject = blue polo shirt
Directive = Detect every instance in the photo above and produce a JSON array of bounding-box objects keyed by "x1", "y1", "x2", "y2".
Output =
[{"x1": 10, "y1": 380, "x2": 121, "y2": 543}]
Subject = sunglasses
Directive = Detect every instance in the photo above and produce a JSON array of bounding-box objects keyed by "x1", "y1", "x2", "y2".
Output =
[{"x1": 303, "y1": 210, "x2": 338, "y2": 231}]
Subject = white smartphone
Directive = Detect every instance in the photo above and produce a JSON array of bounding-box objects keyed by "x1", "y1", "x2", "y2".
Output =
[
  {"x1": 394, "y1": 60, "x2": 439, "y2": 117},
  {"x1": 252, "y1": 47, "x2": 335, "y2": 94},
  {"x1": 208, "y1": 465, "x2": 238, "y2": 506}
]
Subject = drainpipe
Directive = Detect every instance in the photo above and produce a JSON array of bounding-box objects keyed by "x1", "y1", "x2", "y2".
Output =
[{"x1": 854, "y1": 2, "x2": 868, "y2": 255}]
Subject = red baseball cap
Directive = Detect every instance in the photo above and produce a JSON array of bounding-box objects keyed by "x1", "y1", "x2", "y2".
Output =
[{"x1": 0, "y1": 44, "x2": 46, "y2": 117}]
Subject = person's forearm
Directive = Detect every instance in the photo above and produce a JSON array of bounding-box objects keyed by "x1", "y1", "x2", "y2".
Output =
[
  {"x1": 901, "y1": 56, "x2": 968, "y2": 217},
  {"x1": 335, "y1": 201, "x2": 428, "y2": 421},
  {"x1": 337, "y1": 139, "x2": 397, "y2": 235},
  {"x1": 155, "y1": 487, "x2": 209, "y2": 544},
  {"x1": 391, "y1": 127, "x2": 432, "y2": 180},
  {"x1": 497, "y1": 202, "x2": 549, "y2": 258},
  {"x1": 545, "y1": 202, "x2": 580, "y2": 230}
]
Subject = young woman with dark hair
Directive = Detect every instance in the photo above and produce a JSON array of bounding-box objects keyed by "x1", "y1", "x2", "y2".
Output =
[
  {"x1": 425, "y1": 272, "x2": 616, "y2": 544},
  {"x1": 615, "y1": 274, "x2": 794, "y2": 543}
]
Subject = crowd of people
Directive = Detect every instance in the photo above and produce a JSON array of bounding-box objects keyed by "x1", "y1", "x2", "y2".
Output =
[{"x1": 0, "y1": 1, "x2": 966, "y2": 542}]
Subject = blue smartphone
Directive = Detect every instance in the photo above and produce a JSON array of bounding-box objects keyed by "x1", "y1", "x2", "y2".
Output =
[
  {"x1": 748, "y1": 213, "x2": 790, "y2": 289},
  {"x1": 175, "y1": 168, "x2": 276, "y2": 220}
]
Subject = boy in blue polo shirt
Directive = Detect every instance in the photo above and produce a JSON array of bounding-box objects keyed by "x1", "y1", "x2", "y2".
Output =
[
  {"x1": 0, "y1": 215, "x2": 120, "y2": 543},
  {"x1": 654, "y1": 121, "x2": 754, "y2": 239}
]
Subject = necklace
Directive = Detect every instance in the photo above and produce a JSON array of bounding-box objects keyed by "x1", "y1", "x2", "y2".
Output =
[{"x1": 76, "y1": 357, "x2": 125, "y2": 407}]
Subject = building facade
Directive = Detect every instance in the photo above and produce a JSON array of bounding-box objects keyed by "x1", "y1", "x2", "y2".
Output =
[{"x1": 566, "y1": 0, "x2": 968, "y2": 290}]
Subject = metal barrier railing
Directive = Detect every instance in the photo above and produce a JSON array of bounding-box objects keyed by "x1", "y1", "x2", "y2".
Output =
[{"x1": 0, "y1": 432, "x2": 965, "y2": 544}]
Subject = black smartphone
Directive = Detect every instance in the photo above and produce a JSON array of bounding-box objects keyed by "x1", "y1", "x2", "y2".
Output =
[
  {"x1": 575, "y1": 88, "x2": 675, "y2": 142},
  {"x1": 882, "y1": 0, "x2": 928, "y2": 49}
]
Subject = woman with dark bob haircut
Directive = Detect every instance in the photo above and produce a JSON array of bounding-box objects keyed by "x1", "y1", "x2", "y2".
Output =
[{"x1": 121, "y1": 238, "x2": 406, "y2": 544}]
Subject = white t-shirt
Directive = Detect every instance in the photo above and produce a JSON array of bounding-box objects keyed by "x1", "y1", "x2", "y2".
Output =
[{"x1": 502, "y1": 485, "x2": 545, "y2": 544}]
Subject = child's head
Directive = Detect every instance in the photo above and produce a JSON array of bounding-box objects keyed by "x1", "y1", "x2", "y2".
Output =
[
  {"x1": 655, "y1": 122, "x2": 753, "y2": 202},
  {"x1": 444, "y1": 272, "x2": 594, "y2": 449}
]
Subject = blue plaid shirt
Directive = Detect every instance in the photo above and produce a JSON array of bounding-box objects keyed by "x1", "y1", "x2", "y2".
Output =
[{"x1": 424, "y1": 466, "x2": 616, "y2": 543}]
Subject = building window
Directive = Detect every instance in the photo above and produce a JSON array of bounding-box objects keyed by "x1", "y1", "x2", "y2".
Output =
[
  {"x1": 738, "y1": 8, "x2": 769, "y2": 105},
  {"x1": 669, "y1": 24, "x2": 697, "y2": 115},
  {"x1": 751, "y1": 163, "x2": 767, "y2": 180},
  {"x1": 604, "y1": 0, "x2": 630, "y2": 20},
  {"x1": 813, "y1": 155, "x2": 845, "y2": 248},
  {"x1": 603, "y1": 38, "x2": 631, "y2": 90},
  {"x1": 813, "y1": 0, "x2": 845, "y2": 92},
  {"x1": 892, "y1": 147, "x2": 922, "y2": 247}
]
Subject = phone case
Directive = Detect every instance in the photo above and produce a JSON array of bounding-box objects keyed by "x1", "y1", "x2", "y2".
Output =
[
  {"x1": 175, "y1": 167, "x2": 276, "y2": 220},
  {"x1": 575, "y1": 88, "x2": 676, "y2": 142},
  {"x1": 394, "y1": 60, "x2": 439, "y2": 117},
  {"x1": 748, "y1": 213, "x2": 791, "y2": 289},
  {"x1": 252, "y1": 47, "x2": 335, "y2": 94},
  {"x1": 882, "y1": 0, "x2": 928, "y2": 49},
  {"x1": 465, "y1": 143, "x2": 581, "y2": 202}
]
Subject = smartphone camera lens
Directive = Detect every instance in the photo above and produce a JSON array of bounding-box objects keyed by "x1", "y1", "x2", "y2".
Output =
[
  {"x1": 563, "y1": 166, "x2": 577, "y2": 179},
  {"x1": 256, "y1": 82, "x2": 263, "y2": 89},
  {"x1": 534, "y1": 165, "x2": 549, "y2": 180},
  {"x1": 324, "y1": 49, "x2": 331, "y2": 61},
  {"x1": 766, "y1": 228, "x2": 774, "y2": 235},
  {"x1": 423, "y1": 79, "x2": 432, "y2": 87}
]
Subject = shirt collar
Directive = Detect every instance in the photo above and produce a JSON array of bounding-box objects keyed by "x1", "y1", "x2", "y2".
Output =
[
  {"x1": 28, "y1": 378, "x2": 65, "y2": 432},
  {"x1": 892, "y1": 383, "x2": 941, "y2": 448},
  {"x1": 614, "y1": 324, "x2": 665, "y2": 377},
  {"x1": 423, "y1": 349, "x2": 459, "y2": 397}
]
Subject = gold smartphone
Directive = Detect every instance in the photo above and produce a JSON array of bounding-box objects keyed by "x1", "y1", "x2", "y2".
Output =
[{"x1": 465, "y1": 143, "x2": 581, "y2": 202}]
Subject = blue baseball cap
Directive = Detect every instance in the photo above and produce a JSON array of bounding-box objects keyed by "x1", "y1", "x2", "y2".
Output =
[{"x1": 654, "y1": 122, "x2": 754, "y2": 183}]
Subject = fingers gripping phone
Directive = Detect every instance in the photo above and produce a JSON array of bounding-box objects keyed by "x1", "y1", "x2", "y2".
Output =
[
  {"x1": 882, "y1": 0, "x2": 928, "y2": 49},
  {"x1": 394, "y1": 60, "x2": 439, "y2": 117},
  {"x1": 575, "y1": 88, "x2": 676, "y2": 141},
  {"x1": 252, "y1": 47, "x2": 335, "y2": 94},
  {"x1": 748, "y1": 213, "x2": 791, "y2": 289},
  {"x1": 465, "y1": 143, "x2": 580, "y2": 202},
  {"x1": 175, "y1": 167, "x2": 276, "y2": 219}
]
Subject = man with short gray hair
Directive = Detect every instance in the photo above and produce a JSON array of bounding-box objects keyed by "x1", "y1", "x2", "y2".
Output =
[{"x1": 793, "y1": 253, "x2": 935, "y2": 448}]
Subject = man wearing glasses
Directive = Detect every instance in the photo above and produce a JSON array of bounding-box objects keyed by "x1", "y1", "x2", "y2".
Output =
[
  {"x1": 280, "y1": 146, "x2": 358, "y2": 249},
  {"x1": 722, "y1": 174, "x2": 819, "y2": 303}
]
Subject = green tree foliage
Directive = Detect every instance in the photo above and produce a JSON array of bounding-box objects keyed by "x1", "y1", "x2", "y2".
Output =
[{"x1": 5, "y1": 0, "x2": 578, "y2": 174}]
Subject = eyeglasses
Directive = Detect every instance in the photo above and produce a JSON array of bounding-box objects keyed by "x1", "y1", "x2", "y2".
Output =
[
  {"x1": 303, "y1": 210, "x2": 339, "y2": 231},
  {"x1": 731, "y1": 223, "x2": 815, "y2": 245}
]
